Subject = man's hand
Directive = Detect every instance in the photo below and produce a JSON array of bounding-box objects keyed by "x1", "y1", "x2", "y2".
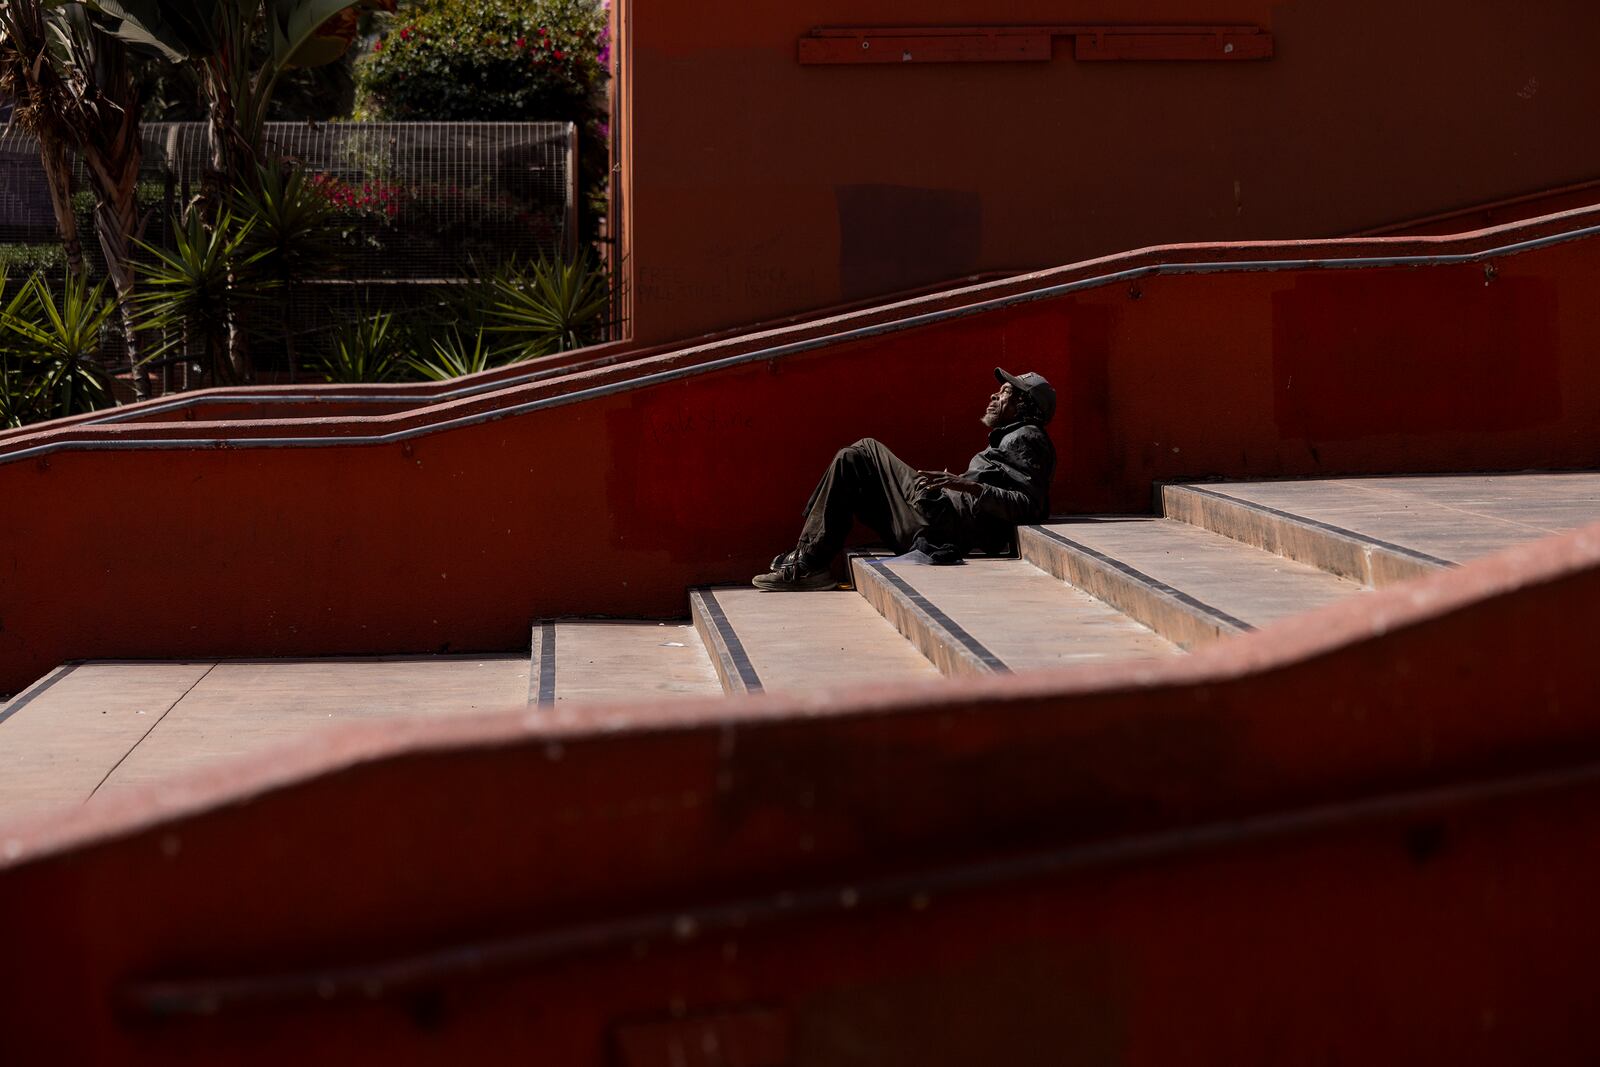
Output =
[{"x1": 916, "y1": 470, "x2": 984, "y2": 496}]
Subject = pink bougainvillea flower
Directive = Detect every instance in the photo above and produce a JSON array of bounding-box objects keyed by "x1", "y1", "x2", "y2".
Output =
[
  {"x1": 552, "y1": 49, "x2": 563, "y2": 59},
  {"x1": 515, "y1": 36, "x2": 526, "y2": 49},
  {"x1": 537, "y1": 26, "x2": 547, "y2": 36},
  {"x1": 373, "y1": 37, "x2": 384, "y2": 51}
]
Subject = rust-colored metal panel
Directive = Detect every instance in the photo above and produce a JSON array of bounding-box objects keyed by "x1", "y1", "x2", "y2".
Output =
[
  {"x1": 799, "y1": 33, "x2": 1051, "y2": 65},
  {"x1": 1075, "y1": 30, "x2": 1273, "y2": 61},
  {"x1": 798, "y1": 25, "x2": 1270, "y2": 65}
]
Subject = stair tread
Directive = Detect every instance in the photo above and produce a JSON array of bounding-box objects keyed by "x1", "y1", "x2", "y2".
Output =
[
  {"x1": 1037, "y1": 517, "x2": 1363, "y2": 628},
  {"x1": 861, "y1": 557, "x2": 1177, "y2": 671},
  {"x1": 703, "y1": 587, "x2": 940, "y2": 693},
  {"x1": 1179, "y1": 474, "x2": 1600, "y2": 565},
  {"x1": 536, "y1": 622, "x2": 722, "y2": 704}
]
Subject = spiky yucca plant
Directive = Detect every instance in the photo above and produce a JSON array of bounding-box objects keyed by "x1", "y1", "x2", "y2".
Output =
[
  {"x1": 0, "y1": 269, "x2": 118, "y2": 424},
  {"x1": 485, "y1": 254, "x2": 609, "y2": 358},
  {"x1": 135, "y1": 209, "x2": 266, "y2": 384}
]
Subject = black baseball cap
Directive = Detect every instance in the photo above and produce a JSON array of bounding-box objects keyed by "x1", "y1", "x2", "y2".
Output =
[{"x1": 994, "y1": 368, "x2": 1056, "y2": 424}]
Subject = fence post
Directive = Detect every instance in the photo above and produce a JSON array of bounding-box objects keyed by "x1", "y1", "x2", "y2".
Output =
[{"x1": 565, "y1": 121, "x2": 580, "y2": 264}]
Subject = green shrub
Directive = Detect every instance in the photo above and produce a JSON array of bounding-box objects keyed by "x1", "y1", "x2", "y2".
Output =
[
  {"x1": 354, "y1": 0, "x2": 607, "y2": 123},
  {"x1": 354, "y1": 0, "x2": 610, "y2": 240},
  {"x1": 0, "y1": 244, "x2": 68, "y2": 279}
]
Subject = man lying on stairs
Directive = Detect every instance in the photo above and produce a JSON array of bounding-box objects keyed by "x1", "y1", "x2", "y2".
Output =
[{"x1": 753, "y1": 368, "x2": 1057, "y2": 591}]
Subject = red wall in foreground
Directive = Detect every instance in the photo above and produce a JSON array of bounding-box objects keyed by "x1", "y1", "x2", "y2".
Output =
[
  {"x1": 3, "y1": 523, "x2": 1600, "y2": 1062},
  {"x1": 1, "y1": 214, "x2": 1598, "y2": 694}
]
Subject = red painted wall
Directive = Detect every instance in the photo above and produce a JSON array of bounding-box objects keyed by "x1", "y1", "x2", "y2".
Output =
[
  {"x1": 618, "y1": 0, "x2": 1600, "y2": 340},
  {"x1": 4, "y1": 524, "x2": 1600, "y2": 1062},
  {"x1": 1, "y1": 213, "x2": 1598, "y2": 695}
]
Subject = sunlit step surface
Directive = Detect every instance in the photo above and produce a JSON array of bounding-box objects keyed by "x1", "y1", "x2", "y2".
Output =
[
  {"x1": 1023, "y1": 518, "x2": 1364, "y2": 648},
  {"x1": 1163, "y1": 473, "x2": 1600, "y2": 585},
  {"x1": 850, "y1": 555, "x2": 1177, "y2": 676},
  {"x1": 530, "y1": 622, "x2": 722, "y2": 705},
  {"x1": 691, "y1": 587, "x2": 939, "y2": 695}
]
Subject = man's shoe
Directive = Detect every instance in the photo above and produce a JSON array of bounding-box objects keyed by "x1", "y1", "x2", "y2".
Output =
[{"x1": 752, "y1": 557, "x2": 836, "y2": 591}]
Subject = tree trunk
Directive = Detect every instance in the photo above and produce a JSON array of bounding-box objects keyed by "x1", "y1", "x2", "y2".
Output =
[
  {"x1": 73, "y1": 19, "x2": 150, "y2": 400},
  {"x1": 94, "y1": 210, "x2": 146, "y2": 398},
  {"x1": 35, "y1": 134, "x2": 86, "y2": 280},
  {"x1": 225, "y1": 263, "x2": 252, "y2": 384},
  {"x1": 84, "y1": 134, "x2": 149, "y2": 398},
  {"x1": 204, "y1": 77, "x2": 253, "y2": 383}
]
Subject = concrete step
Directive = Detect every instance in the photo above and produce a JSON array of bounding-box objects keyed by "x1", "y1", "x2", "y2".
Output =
[
  {"x1": 1161, "y1": 483, "x2": 1449, "y2": 585},
  {"x1": 849, "y1": 555, "x2": 1177, "y2": 676},
  {"x1": 1162, "y1": 473, "x2": 1600, "y2": 586},
  {"x1": 689, "y1": 587, "x2": 939, "y2": 696},
  {"x1": 531, "y1": 621, "x2": 723, "y2": 706},
  {"x1": 1021, "y1": 518, "x2": 1365, "y2": 649}
]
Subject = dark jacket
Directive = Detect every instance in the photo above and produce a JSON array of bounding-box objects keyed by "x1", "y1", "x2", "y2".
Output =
[{"x1": 949, "y1": 420, "x2": 1056, "y2": 551}]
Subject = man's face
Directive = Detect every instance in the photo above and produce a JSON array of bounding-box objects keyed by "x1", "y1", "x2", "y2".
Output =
[{"x1": 982, "y1": 382, "x2": 1019, "y2": 428}]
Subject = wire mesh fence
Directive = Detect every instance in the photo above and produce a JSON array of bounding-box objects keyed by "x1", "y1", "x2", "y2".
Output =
[
  {"x1": 0, "y1": 120, "x2": 579, "y2": 380},
  {"x1": 0, "y1": 120, "x2": 578, "y2": 279}
]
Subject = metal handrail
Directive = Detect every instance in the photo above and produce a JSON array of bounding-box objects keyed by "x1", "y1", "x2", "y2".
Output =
[{"x1": 4, "y1": 218, "x2": 1599, "y2": 467}]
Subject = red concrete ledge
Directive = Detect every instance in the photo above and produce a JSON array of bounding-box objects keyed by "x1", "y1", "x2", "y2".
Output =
[{"x1": 2, "y1": 522, "x2": 1599, "y2": 1060}]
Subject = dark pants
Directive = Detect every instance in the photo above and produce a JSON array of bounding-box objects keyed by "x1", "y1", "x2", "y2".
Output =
[{"x1": 797, "y1": 438, "x2": 953, "y2": 562}]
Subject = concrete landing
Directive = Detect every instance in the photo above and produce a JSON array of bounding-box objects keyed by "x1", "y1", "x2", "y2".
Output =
[
  {"x1": 0, "y1": 662, "x2": 212, "y2": 820},
  {"x1": 1, "y1": 657, "x2": 529, "y2": 816}
]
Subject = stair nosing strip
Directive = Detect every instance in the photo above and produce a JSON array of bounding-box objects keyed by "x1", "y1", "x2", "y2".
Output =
[
  {"x1": 694, "y1": 589, "x2": 764, "y2": 694},
  {"x1": 862, "y1": 559, "x2": 1010, "y2": 674},
  {"x1": 1027, "y1": 525, "x2": 1255, "y2": 634},
  {"x1": 534, "y1": 621, "x2": 557, "y2": 707},
  {"x1": 1171, "y1": 485, "x2": 1457, "y2": 569}
]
